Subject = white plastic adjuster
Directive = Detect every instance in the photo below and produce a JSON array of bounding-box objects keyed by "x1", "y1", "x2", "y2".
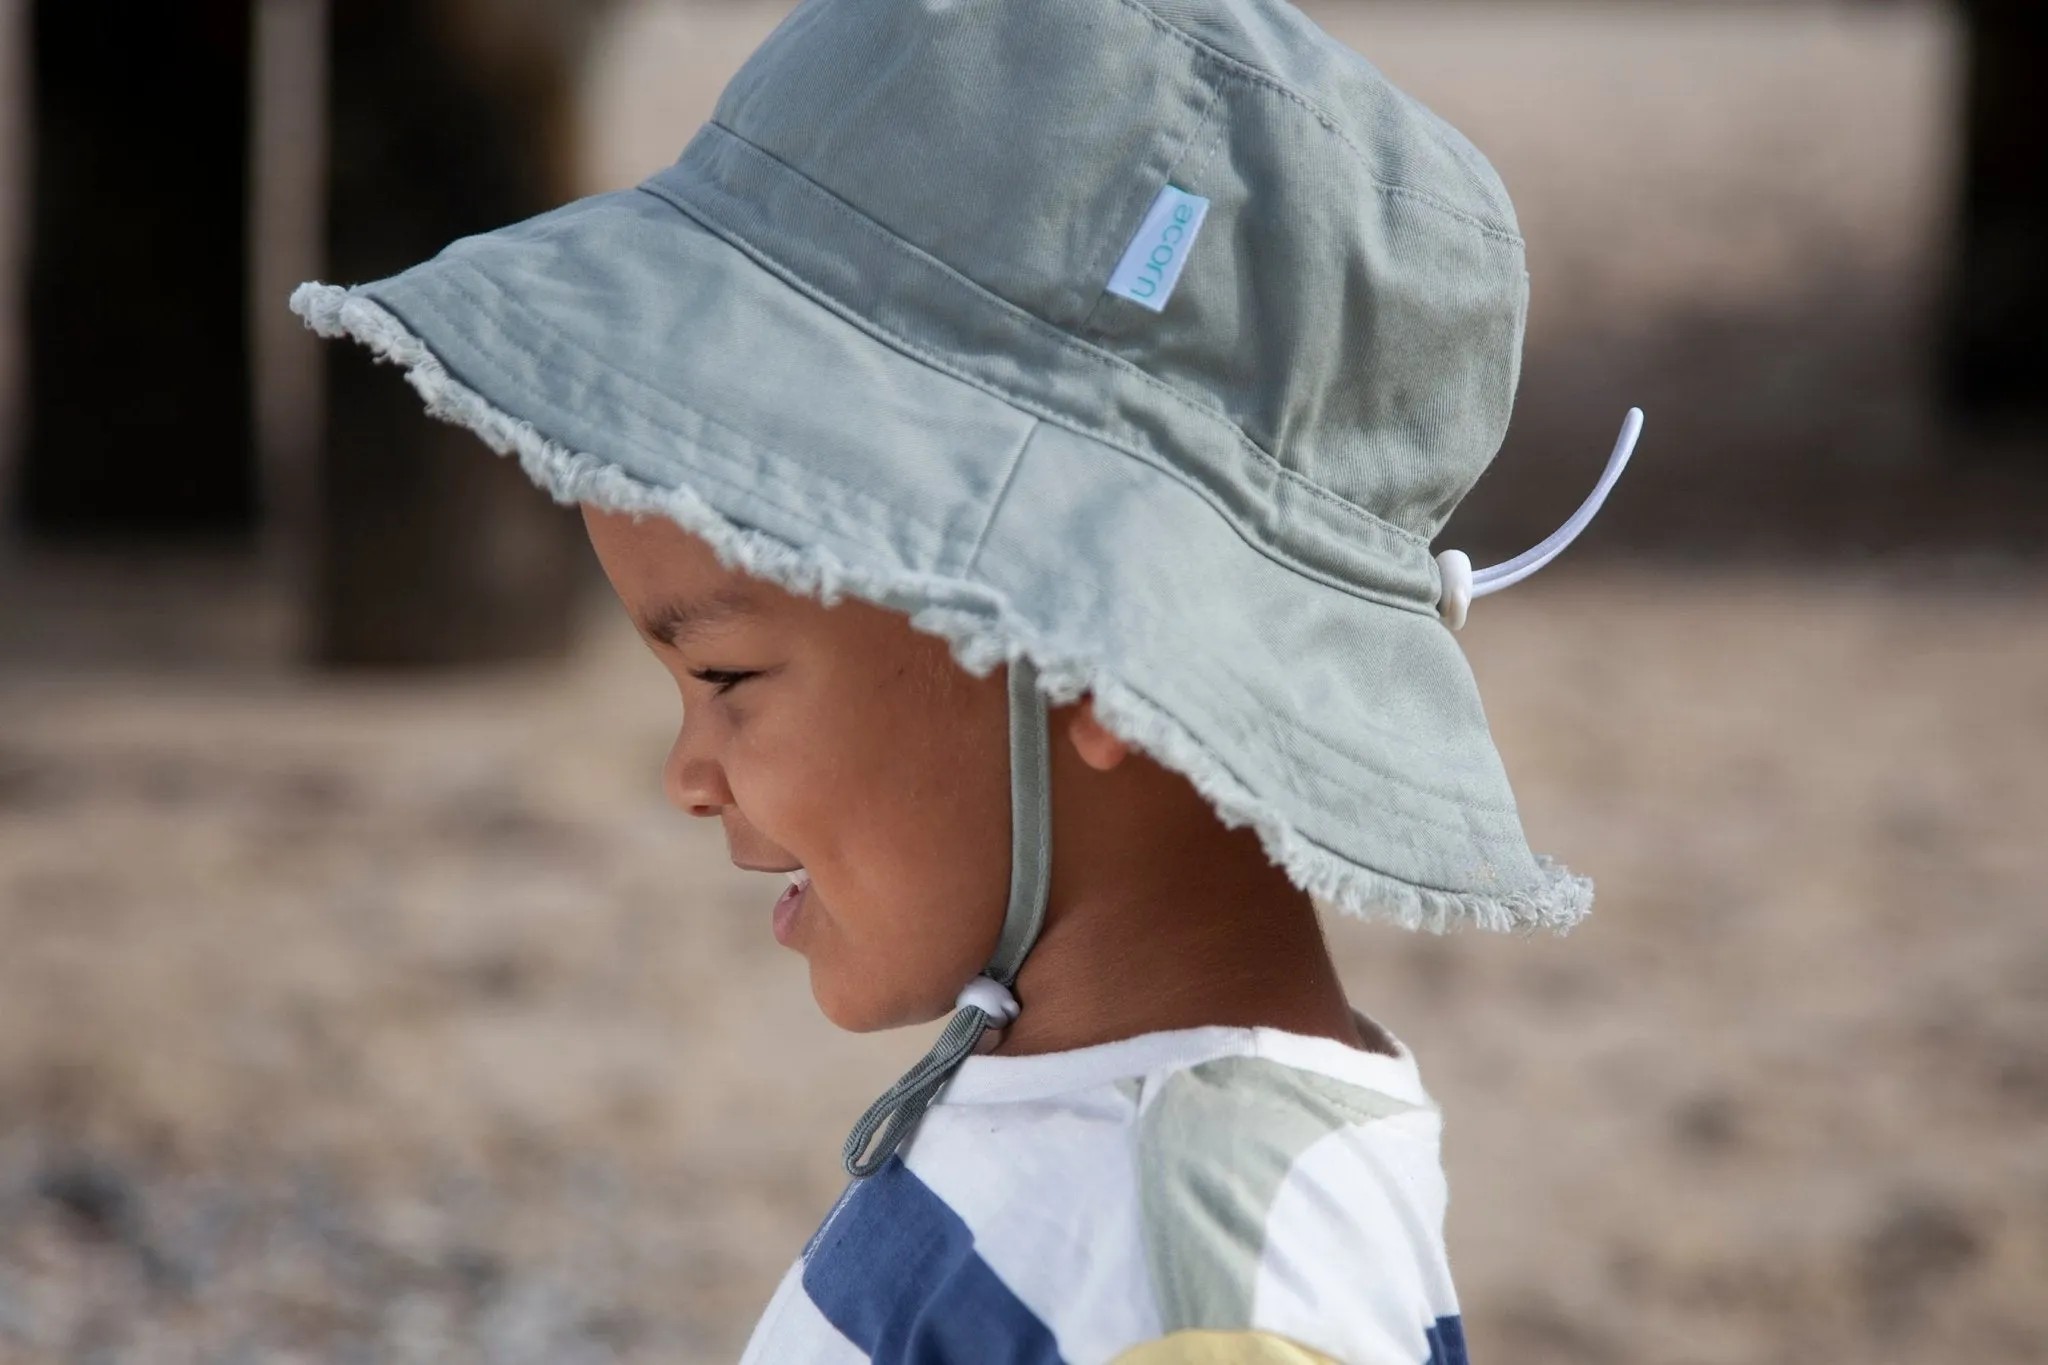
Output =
[
  {"x1": 956, "y1": 975, "x2": 1020, "y2": 1024},
  {"x1": 1435, "y1": 549, "x2": 1474, "y2": 630}
]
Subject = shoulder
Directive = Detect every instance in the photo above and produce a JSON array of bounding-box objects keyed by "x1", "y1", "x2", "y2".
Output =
[{"x1": 1135, "y1": 1053, "x2": 1462, "y2": 1363}]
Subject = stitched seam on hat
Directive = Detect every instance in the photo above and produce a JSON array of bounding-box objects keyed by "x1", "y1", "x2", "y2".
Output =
[
  {"x1": 1178, "y1": 101, "x2": 1231, "y2": 191},
  {"x1": 667, "y1": 134, "x2": 1430, "y2": 554},
  {"x1": 657, "y1": 131, "x2": 1435, "y2": 557},
  {"x1": 451, "y1": 213, "x2": 1426, "y2": 623},
  {"x1": 959, "y1": 419, "x2": 1039, "y2": 580},
  {"x1": 646, "y1": 179, "x2": 1434, "y2": 622},
  {"x1": 1114, "y1": 0, "x2": 1524, "y2": 249}
]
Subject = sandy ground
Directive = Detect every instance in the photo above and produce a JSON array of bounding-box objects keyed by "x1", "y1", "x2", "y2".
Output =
[
  {"x1": 3, "y1": 565, "x2": 2045, "y2": 1364},
  {"x1": 5, "y1": 1, "x2": 2048, "y2": 1362}
]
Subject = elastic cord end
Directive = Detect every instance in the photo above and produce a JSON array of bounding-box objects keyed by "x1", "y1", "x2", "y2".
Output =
[
  {"x1": 842, "y1": 999, "x2": 1001, "y2": 1178},
  {"x1": 1435, "y1": 549, "x2": 1473, "y2": 630}
]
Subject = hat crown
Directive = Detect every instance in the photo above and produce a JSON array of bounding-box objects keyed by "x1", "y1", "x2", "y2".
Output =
[{"x1": 711, "y1": 0, "x2": 1526, "y2": 542}]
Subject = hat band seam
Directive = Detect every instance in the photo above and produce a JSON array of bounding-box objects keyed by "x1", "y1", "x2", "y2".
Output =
[
  {"x1": 639, "y1": 172, "x2": 1439, "y2": 614},
  {"x1": 419, "y1": 252, "x2": 1435, "y2": 628},
  {"x1": 665, "y1": 184, "x2": 1432, "y2": 615},
  {"x1": 651, "y1": 129, "x2": 1437, "y2": 558}
]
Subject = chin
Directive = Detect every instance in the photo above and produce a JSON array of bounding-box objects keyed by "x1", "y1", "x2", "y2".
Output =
[
  {"x1": 809, "y1": 964, "x2": 951, "y2": 1034},
  {"x1": 807, "y1": 964, "x2": 888, "y2": 1033}
]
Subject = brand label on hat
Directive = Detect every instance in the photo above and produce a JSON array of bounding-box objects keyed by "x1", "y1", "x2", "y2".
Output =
[{"x1": 1104, "y1": 185, "x2": 1210, "y2": 313}]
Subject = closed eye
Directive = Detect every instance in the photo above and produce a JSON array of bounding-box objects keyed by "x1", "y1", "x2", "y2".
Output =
[{"x1": 688, "y1": 668, "x2": 759, "y2": 697}]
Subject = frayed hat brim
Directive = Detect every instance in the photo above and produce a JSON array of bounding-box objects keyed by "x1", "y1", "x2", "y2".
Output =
[
  {"x1": 290, "y1": 184, "x2": 1588, "y2": 933},
  {"x1": 293, "y1": 275, "x2": 1589, "y2": 934}
]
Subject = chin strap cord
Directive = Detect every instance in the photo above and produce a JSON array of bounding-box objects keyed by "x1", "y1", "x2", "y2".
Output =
[
  {"x1": 1435, "y1": 408, "x2": 1644, "y2": 630},
  {"x1": 840, "y1": 977, "x2": 1021, "y2": 1178},
  {"x1": 843, "y1": 659, "x2": 1052, "y2": 1178}
]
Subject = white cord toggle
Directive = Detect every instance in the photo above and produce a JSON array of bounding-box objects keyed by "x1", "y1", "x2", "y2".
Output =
[
  {"x1": 956, "y1": 975, "x2": 1020, "y2": 1024},
  {"x1": 1436, "y1": 549, "x2": 1474, "y2": 631},
  {"x1": 1436, "y1": 407, "x2": 1643, "y2": 629}
]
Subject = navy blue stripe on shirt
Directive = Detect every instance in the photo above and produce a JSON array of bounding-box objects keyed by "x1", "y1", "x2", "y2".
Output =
[
  {"x1": 802, "y1": 1156, "x2": 1067, "y2": 1365},
  {"x1": 1425, "y1": 1315, "x2": 1470, "y2": 1365}
]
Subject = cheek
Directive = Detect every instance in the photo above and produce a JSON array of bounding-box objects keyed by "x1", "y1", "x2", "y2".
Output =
[{"x1": 767, "y1": 673, "x2": 1014, "y2": 1026}]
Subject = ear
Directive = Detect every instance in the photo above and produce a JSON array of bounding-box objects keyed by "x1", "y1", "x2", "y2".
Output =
[{"x1": 1066, "y1": 696, "x2": 1131, "y2": 772}]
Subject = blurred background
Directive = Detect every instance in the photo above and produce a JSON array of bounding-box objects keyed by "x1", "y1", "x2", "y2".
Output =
[{"x1": 1, "y1": 0, "x2": 2044, "y2": 1361}]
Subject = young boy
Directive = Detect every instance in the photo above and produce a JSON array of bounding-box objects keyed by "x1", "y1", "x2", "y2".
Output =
[{"x1": 293, "y1": 0, "x2": 1639, "y2": 1360}]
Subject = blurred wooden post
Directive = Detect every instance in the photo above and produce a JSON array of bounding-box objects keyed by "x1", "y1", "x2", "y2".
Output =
[
  {"x1": 16, "y1": 0, "x2": 257, "y2": 540},
  {"x1": 1944, "y1": 0, "x2": 2048, "y2": 443},
  {"x1": 315, "y1": 0, "x2": 587, "y2": 665}
]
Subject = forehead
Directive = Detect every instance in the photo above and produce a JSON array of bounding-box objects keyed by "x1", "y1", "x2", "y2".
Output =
[
  {"x1": 581, "y1": 506, "x2": 787, "y2": 636},
  {"x1": 584, "y1": 505, "x2": 736, "y2": 591}
]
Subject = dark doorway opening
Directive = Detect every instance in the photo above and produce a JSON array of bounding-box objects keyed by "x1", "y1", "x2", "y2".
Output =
[
  {"x1": 1945, "y1": 0, "x2": 2048, "y2": 441},
  {"x1": 17, "y1": 0, "x2": 257, "y2": 542}
]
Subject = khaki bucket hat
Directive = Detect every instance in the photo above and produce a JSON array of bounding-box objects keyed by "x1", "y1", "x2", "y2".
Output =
[{"x1": 294, "y1": 0, "x2": 1640, "y2": 943}]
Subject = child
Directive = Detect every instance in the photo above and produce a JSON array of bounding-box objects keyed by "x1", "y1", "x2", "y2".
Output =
[{"x1": 293, "y1": 0, "x2": 1639, "y2": 1360}]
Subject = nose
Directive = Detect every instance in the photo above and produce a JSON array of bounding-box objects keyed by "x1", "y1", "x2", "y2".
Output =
[{"x1": 662, "y1": 721, "x2": 731, "y2": 818}]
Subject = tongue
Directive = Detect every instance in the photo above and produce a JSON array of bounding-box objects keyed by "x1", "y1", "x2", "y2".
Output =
[{"x1": 772, "y1": 878, "x2": 805, "y2": 945}]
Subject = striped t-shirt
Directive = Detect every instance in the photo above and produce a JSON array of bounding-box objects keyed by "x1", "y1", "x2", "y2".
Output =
[{"x1": 739, "y1": 1022, "x2": 1470, "y2": 1365}]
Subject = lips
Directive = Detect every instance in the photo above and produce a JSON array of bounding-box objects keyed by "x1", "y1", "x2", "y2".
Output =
[{"x1": 772, "y1": 869, "x2": 809, "y2": 946}]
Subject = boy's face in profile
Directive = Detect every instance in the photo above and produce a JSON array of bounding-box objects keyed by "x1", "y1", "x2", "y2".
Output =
[{"x1": 581, "y1": 507, "x2": 1018, "y2": 1033}]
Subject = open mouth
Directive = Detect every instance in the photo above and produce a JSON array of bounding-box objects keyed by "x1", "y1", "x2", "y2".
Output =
[{"x1": 772, "y1": 870, "x2": 810, "y2": 946}]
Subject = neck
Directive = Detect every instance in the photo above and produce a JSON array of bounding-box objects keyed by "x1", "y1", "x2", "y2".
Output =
[{"x1": 991, "y1": 770, "x2": 1368, "y2": 1057}]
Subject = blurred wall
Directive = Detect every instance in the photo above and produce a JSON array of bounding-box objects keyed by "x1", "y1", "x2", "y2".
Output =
[{"x1": 0, "y1": 1, "x2": 2033, "y2": 568}]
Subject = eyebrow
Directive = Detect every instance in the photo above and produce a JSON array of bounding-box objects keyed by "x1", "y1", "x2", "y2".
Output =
[{"x1": 636, "y1": 587, "x2": 763, "y2": 650}]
